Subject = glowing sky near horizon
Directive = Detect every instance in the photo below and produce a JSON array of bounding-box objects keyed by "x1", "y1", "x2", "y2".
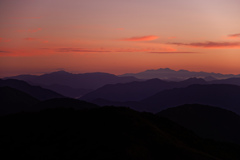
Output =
[{"x1": 0, "y1": 0, "x2": 240, "y2": 77}]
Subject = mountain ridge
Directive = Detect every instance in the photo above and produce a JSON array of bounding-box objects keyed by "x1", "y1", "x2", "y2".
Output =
[
  {"x1": 120, "y1": 68, "x2": 240, "y2": 80},
  {"x1": 158, "y1": 104, "x2": 240, "y2": 144},
  {"x1": 5, "y1": 71, "x2": 140, "y2": 98},
  {"x1": 0, "y1": 79, "x2": 64, "y2": 100}
]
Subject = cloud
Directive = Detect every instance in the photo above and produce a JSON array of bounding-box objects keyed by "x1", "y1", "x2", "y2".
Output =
[
  {"x1": 55, "y1": 48, "x2": 111, "y2": 53},
  {"x1": 10, "y1": 17, "x2": 41, "y2": 19},
  {"x1": 167, "y1": 36, "x2": 177, "y2": 39},
  {"x1": 42, "y1": 47, "x2": 160, "y2": 53},
  {"x1": 0, "y1": 50, "x2": 10, "y2": 53},
  {"x1": 24, "y1": 37, "x2": 39, "y2": 41},
  {"x1": 120, "y1": 35, "x2": 159, "y2": 41},
  {"x1": 0, "y1": 37, "x2": 11, "y2": 43},
  {"x1": 16, "y1": 28, "x2": 42, "y2": 33},
  {"x1": 169, "y1": 41, "x2": 240, "y2": 48},
  {"x1": 149, "y1": 51, "x2": 198, "y2": 54},
  {"x1": 55, "y1": 48, "x2": 153, "y2": 53},
  {"x1": 228, "y1": 33, "x2": 240, "y2": 39},
  {"x1": 24, "y1": 37, "x2": 48, "y2": 43}
]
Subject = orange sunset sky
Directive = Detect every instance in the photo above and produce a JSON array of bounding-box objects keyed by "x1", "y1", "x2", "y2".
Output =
[{"x1": 0, "y1": 0, "x2": 240, "y2": 77}]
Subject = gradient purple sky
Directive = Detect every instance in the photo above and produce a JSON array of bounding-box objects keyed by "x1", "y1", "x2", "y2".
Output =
[{"x1": 0, "y1": 0, "x2": 240, "y2": 77}]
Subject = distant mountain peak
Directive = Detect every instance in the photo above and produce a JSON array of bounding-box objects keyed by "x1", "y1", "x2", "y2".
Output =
[
  {"x1": 158, "y1": 68, "x2": 174, "y2": 71},
  {"x1": 120, "y1": 68, "x2": 240, "y2": 80},
  {"x1": 182, "y1": 77, "x2": 206, "y2": 83},
  {"x1": 178, "y1": 69, "x2": 189, "y2": 72},
  {"x1": 48, "y1": 70, "x2": 72, "y2": 75}
]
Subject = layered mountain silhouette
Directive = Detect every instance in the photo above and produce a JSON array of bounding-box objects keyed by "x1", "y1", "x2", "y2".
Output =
[
  {"x1": 6, "y1": 70, "x2": 139, "y2": 98},
  {"x1": 81, "y1": 77, "x2": 207, "y2": 102},
  {"x1": 209, "y1": 77, "x2": 240, "y2": 86},
  {"x1": 158, "y1": 104, "x2": 240, "y2": 144},
  {"x1": 1, "y1": 106, "x2": 240, "y2": 160},
  {"x1": 1, "y1": 75, "x2": 240, "y2": 159},
  {"x1": 0, "y1": 85, "x2": 97, "y2": 115},
  {"x1": 33, "y1": 98, "x2": 98, "y2": 111},
  {"x1": 41, "y1": 84, "x2": 91, "y2": 98},
  {"x1": 0, "y1": 79, "x2": 64, "y2": 100},
  {"x1": 121, "y1": 68, "x2": 240, "y2": 80},
  {"x1": 0, "y1": 87, "x2": 40, "y2": 115},
  {"x1": 140, "y1": 84, "x2": 240, "y2": 114}
]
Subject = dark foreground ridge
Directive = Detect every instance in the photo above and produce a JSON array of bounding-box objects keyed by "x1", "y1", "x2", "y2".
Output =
[
  {"x1": 158, "y1": 104, "x2": 240, "y2": 144},
  {"x1": 1, "y1": 106, "x2": 240, "y2": 160}
]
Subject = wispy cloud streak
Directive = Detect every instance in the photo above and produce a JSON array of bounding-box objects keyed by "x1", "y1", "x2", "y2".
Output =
[
  {"x1": 228, "y1": 33, "x2": 240, "y2": 39},
  {"x1": 16, "y1": 28, "x2": 42, "y2": 33},
  {"x1": 120, "y1": 35, "x2": 159, "y2": 41},
  {"x1": 42, "y1": 47, "x2": 161, "y2": 53},
  {"x1": 149, "y1": 51, "x2": 198, "y2": 54},
  {"x1": 170, "y1": 41, "x2": 240, "y2": 48},
  {"x1": 10, "y1": 17, "x2": 42, "y2": 19}
]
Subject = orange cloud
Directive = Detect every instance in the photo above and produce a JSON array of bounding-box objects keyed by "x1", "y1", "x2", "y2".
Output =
[
  {"x1": 149, "y1": 51, "x2": 198, "y2": 54},
  {"x1": 228, "y1": 33, "x2": 240, "y2": 39},
  {"x1": 42, "y1": 47, "x2": 162, "y2": 53},
  {"x1": 54, "y1": 48, "x2": 153, "y2": 53},
  {"x1": 170, "y1": 41, "x2": 240, "y2": 49},
  {"x1": 55, "y1": 48, "x2": 111, "y2": 53},
  {"x1": 120, "y1": 35, "x2": 159, "y2": 41}
]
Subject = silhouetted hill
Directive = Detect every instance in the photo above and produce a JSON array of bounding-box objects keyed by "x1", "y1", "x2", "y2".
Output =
[
  {"x1": 0, "y1": 87, "x2": 39, "y2": 115},
  {"x1": 42, "y1": 84, "x2": 92, "y2": 98},
  {"x1": 6, "y1": 70, "x2": 139, "y2": 91},
  {"x1": 0, "y1": 79, "x2": 64, "y2": 100},
  {"x1": 0, "y1": 85, "x2": 98, "y2": 115},
  {"x1": 81, "y1": 78, "x2": 207, "y2": 102},
  {"x1": 210, "y1": 77, "x2": 240, "y2": 86},
  {"x1": 33, "y1": 98, "x2": 98, "y2": 111},
  {"x1": 121, "y1": 68, "x2": 240, "y2": 80},
  {"x1": 1, "y1": 107, "x2": 240, "y2": 159},
  {"x1": 140, "y1": 84, "x2": 240, "y2": 114},
  {"x1": 158, "y1": 104, "x2": 240, "y2": 144}
]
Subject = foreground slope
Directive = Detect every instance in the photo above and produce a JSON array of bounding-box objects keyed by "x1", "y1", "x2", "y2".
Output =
[
  {"x1": 0, "y1": 87, "x2": 39, "y2": 115},
  {"x1": 0, "y1": 86, "x2": 97, "y2": 115},
  {"x1": 1, "y1": 107, "x2": 240, "y2": 160},
  {"x1": 0, "y1": 79, "x2": 64, "y2": 100},
  {"x1": 158, "y1": 104, "x2": 240, "y2": 144}
]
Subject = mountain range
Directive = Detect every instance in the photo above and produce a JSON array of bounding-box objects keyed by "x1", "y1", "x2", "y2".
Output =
[
  {"x1": 1, "y1": 80, "x2": 240, "y2": 159},
  {"x1": 140, "y1": 84, "x2": 240, "y2": 114},
  {"x1": 6, "y1": 69, "x2": 240, "y2": 99},
  {"x1": 80, "y1": 77, "x2": 207, "y2": 102},
  {"x1": 0, "y1": 86, "x2": 97, "y2": 115},
  {"x1": 4, "y1": 70, "x2": 240, "y2": 116},
  {"x1": 0, "y1": 79, "x2": 64, "y2": 100},
  {"x1": 120, "y1": 68, "x2": 240, "y2": 80},
  {"x1": 5, "y1": 70, "x2": 139, "y2": 98}
]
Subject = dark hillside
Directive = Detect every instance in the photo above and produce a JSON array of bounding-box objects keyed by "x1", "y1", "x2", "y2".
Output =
[{"x1": 1, "y1": 107, "x2": 240, "y2": 159}]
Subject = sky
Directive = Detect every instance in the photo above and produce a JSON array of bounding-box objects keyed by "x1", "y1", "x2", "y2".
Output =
[{"x1": 0, "y1": 0, "x2": 240, "y2": 77}]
